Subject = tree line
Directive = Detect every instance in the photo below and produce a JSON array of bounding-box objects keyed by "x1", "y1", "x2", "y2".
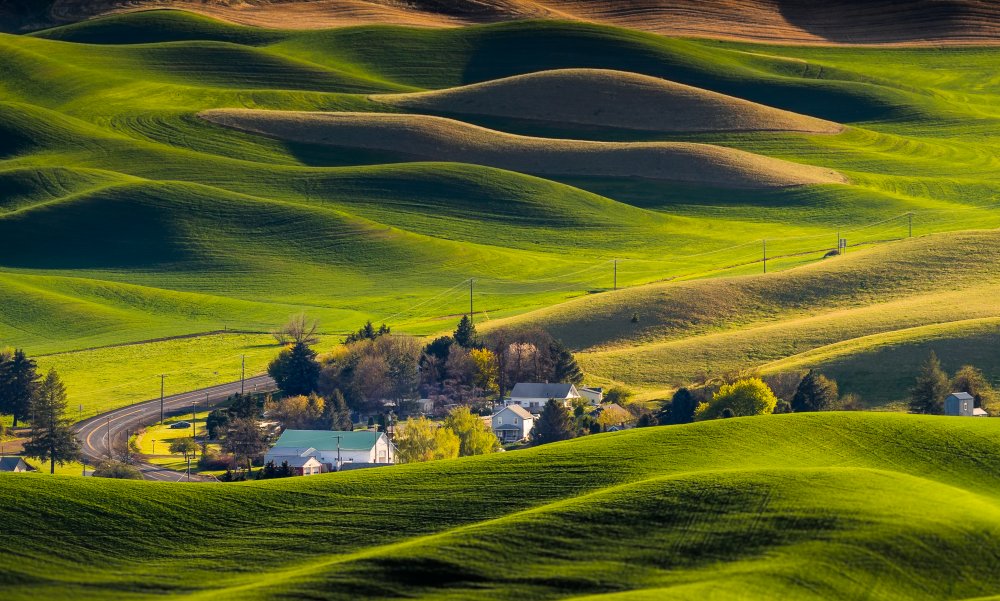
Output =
[{"x1": 267, "y1": 315, "x2": 583, "y2": 419}]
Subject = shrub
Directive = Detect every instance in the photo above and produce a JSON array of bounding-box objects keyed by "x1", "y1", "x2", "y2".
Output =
[
  {"x1": 696, "y1": 378, "x2": 778, "y2": 420},
  {"x1": 92, "y1": 460, "x2": 142, "y2": 480}
]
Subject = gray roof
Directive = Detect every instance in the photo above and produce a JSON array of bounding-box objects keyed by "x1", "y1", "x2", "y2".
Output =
[
  {"x1": 949, "y1": 392, "x2": 975, "y2": 401},
  {"x1": 0, "y1": 457, "x2": 28, "y2": 472},
  {"x1": 495, "y1": 405, "x2": 533, "y2": 419},
  {"x1": 510, "y1": 383, "x2": 579, "y2": 399},
  {"x1": 281, "y1": 455, "x2": 323, "y2": 468}
]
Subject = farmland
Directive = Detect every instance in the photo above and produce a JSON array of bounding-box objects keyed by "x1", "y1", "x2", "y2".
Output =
[
  {"x1": 0, "y1": 8, "x2": 999, "y2": 408},
  {"x1": 6, "y1": 413, "x2": 1000, "y2": 599}
]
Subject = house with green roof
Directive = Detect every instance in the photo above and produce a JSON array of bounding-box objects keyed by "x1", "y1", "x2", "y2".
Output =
[{"x1": 264, "y1": 430, "x2": 395, "y2": 472}]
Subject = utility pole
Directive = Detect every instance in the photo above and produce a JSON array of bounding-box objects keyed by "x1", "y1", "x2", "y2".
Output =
[
  {"x1": 335, "y1": 435, "x2": 342, "y2": 472},
  {"x1": 762, "y1": 239, "x2": 767, "y2": 274},
  {"x1": 613, "y1": 259, "x2": 617, "y2": 291},
  {"x1": 469, "y1": 279, "x2": 474, "y2": 325},
  {"x1": 240, "y1": 354, "x2": 246, "y2": 396},
  {"x1": 159, "y1": 374, "x2": 166, "y2": 424}
]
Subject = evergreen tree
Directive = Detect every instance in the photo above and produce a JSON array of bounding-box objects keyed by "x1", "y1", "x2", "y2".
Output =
[
  {"x1": 268, "y1": 342, "x2": 320, "y2": 396},
  {"x1": 323, "y1": 389, "x2": 354, "y2": 431},
  {"x1": 550, "y1": 341, "x2": 583, "y2": 385},
  {"x1": 453, "y1": 315, "x2": 477, "y2": 348},
  {"x1": 0, "y1": 349, "x2": 40, "y2": 427},
  {"x1": 230, "y1": 392, "x2": 260, "y2": 419},
  {"x1": 910, "y1": 351, "x2": 950, "y2": 414},
  {"x1": 22, "y1": 369, "x2": 80, "y2": 474},
  {"x1": 791, "y1": 370, "x2": 839, "y2": 412},
  {"x1": 660, "y1": 388, "x2": 697, "y2": 425},
  {"x1": 529, "y1": 399, "x2": 575, "y2": 445},
  {"x1": 344, "y1": 321, "x2": 390, "y2": 344}
]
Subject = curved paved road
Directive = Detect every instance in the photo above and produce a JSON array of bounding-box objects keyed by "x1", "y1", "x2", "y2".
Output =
[{"x1": 73, "y1": 375, "x2": 275, "y2": 482}]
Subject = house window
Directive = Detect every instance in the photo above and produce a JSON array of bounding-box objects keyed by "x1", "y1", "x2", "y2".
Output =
[{"x1": 514, "y1": 418, "x2": 519, "y2": 424}]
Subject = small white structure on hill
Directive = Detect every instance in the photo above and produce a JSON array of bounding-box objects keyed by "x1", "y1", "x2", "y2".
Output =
[
  {"x1": 579, "y1": 387, "x2": 604, "y2": 405},
  {"x1": 944, "y1": 392, "x2": 988, "y2": 417},
  {"x1": 491, "y1": 405, "x2": 534, "y2": 443},
  {"x1": 508, "y1": 383, "x2": 581, "y2": 413},
  {"x1": 265, "y1": 430, "x2": 395, "y2": 472}
]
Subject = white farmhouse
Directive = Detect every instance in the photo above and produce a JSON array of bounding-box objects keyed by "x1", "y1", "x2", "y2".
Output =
[
  {"x1": 508, "y1": 382, "x2": 581, "y2": 413},
  {"x1": 944, "y1": 392, "x2": 988, "y2": 417},
  {"x1": 491, "y1": 405, "x2": 534, "y2": 443},
  {"x1": 265, "y1": 430, "x2": 396, "y2": 472}
]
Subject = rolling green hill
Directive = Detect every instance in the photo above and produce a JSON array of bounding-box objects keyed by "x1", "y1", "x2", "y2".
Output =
[
  {"x1": 491, "y1": 230, "x2": 1000, "y2": 403},
  {"x1": 2, "y1": 10, "x2": 999, "y2": 409},
  {"x1": 4, "y1": 413, "x2": 1000, "y2": 599}
]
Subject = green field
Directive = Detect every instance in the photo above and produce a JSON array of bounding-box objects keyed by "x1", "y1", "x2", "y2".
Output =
[
  {"x1": 5, "y1": 412, "x2": 1000, "y2": 599},
  {"x1": 2, "y1": 10, "x2": 1000, "y2": 407}
]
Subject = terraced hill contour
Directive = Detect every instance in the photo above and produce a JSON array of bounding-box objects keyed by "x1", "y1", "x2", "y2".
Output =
[
  {"x1": 376, "y1": 68, "x2": 843, "y2": 134},
  {"x1": 200, "y1": 109, "x2": 846, "y2": 187}
]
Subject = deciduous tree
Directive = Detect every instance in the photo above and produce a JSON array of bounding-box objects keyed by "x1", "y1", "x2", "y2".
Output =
[
  {"x1": 273, "y1": 313, "x2": 320, "y2": 346},
  {"x1": 223, "y1": 417, "x2": 268, "y2": 473},
  {"x1": 695, "y1": 378, "x2": 778, "y2": 420},
  {"x1": 951, "y1": 365, "x2": 999, "y2": 415},
  {"x1": 791, "y1": 370, "x2": 839, "y2": 412},
  {"x1": 443, "y1": 406, "x2": 500, "y2": 456}
]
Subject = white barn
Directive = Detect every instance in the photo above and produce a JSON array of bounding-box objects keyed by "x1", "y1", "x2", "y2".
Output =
[
  {"x1": 265, "y1": 430, "x2": 395, "y2": 472},
  {"x1": 508, "y1": 383, "x2": 581, "y2": 413},
  {"x1": 491, "y1": 405, "x2": 534, "y2": 443}
]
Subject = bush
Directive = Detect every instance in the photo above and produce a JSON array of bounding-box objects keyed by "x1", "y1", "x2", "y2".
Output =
[
  {"x1": 696, "y1": 378, "x2": 778, "y2": 420},
  {"x1": 92, "y1": 460, "x2": 142, "y2": 480},
  {"x1": 198, "y1": 449, "x2": 232, "y2": 471}
]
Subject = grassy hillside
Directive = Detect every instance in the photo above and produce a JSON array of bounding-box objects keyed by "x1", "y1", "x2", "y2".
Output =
[
  {"x1": 7, "y1": 1, "x2": 1000, "y2": 45},
  {"x1": 1, "y1": 11, "x2": 999, "y2": 409},
  {"x1": 5, "y1": 413, "x2": 1000, "y2": 599},
  {"x1": 491, "y1": 230, "x2": 1000, "y2": 402}
]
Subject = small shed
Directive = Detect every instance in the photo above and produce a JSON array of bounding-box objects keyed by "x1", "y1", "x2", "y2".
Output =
[
  {"x1": 945, "y1": 392, "x2": 985, "y2": 417},
  {"x1": 0, "y1": 457, "x2": 30, "y2": 473}
]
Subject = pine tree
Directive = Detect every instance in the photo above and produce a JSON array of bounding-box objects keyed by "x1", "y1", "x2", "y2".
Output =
[
  {"x1": 22, "y1": 369, "x2": 80, "y2": 474},
  {"x1": 267, "y1": 342, "x2": 320, "y2": 396},
  {"x1": 910, "y1": 351, "x2": 949, "y2": 414},
  {"x1": 529, "y1": 399, "x2": 575, "y2": 445},
  {"x1": 324, "y1": 389, "x2": 354, "y2": 431},
  {"x1": 0, "y1": 349, "x2": 40, "y2": 428},
  {"x1": 453, "y1": 315, "x2": 477, "y2": 348},
  {"x1": 791, "y1": 370, "x2": 839, "y2": 412},
  {"x1": 550, "y1": 341, "x2": 583, "y2": 385},
  {"x1": 660, "y1": 388, "x2": 697, "y2": 425}
]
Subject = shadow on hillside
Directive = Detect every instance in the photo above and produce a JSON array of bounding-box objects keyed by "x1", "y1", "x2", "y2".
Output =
[{"x1": 776, "y1": 0, "x2": 981, "y2": 44}]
